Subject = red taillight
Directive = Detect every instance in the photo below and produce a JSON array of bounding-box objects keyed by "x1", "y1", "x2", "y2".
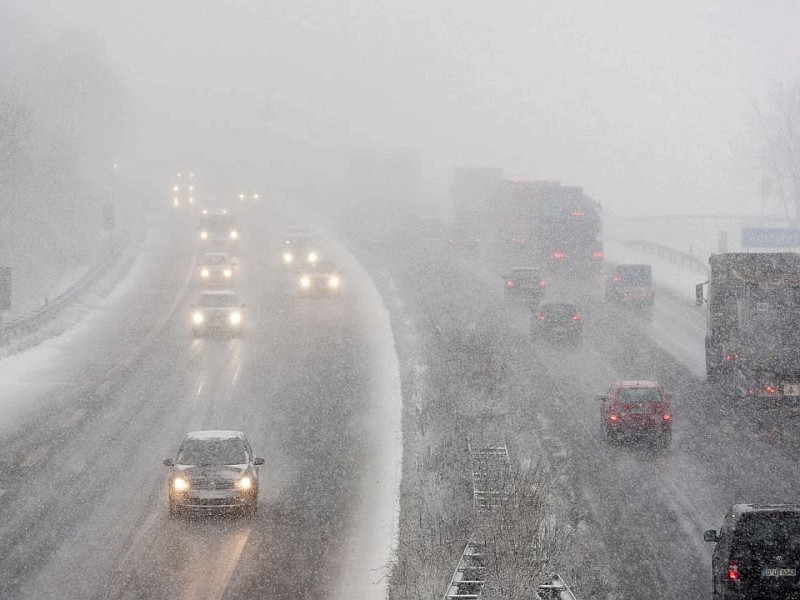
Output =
[
  {"x1": 572, "y1": 313, "x2": 581, "y2": 321},
  {"x1": 537, "y1": 313, "x2": 546, "y2": 321},
  {"x1": 592, "y1": 250, "x2": 604, "y2": 260},
  {"x1": 609, "y1": 414, "x2": 619, "y2": 423},
  {"x1": 763, "y1": 384, "x2": 778, "y2": 395},
  {"x1": 662, "y1": 413, "x2": 671, "y2": 422},
  {"x1": 612, "y1": 274, "x2": 622, "y2": 282},
  {"x1": 724, "y1": 353, "x2": 739, "y2": 362},
  {"x1": 570, "y1": 210, "x2": 585, "y2": 218},
  {"x1": 727, "y1": 561, "x2": 739, "y2": 581},
  {"x1": 506, "y1": 279, "x2": 515, "y2": 288},
  {"x1": 538, "y1": 279, "x2": 547, "y2": 288},
  {"x1": 551, "y1": 250, "x2": 566, "y2": 261}
]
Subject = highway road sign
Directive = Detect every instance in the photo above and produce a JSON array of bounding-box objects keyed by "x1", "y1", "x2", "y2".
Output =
[{"x1": 742, "y1": 227, "x2": 800, "y2": 248}]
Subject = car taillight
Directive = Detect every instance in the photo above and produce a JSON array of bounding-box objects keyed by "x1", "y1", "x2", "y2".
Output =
[
  {"x1": 592, "y1": 250, "x2": 604, "y2": 260},
  {"x1": 662, "y1": 413, "x2": 671, "y2": 422},
  {"x1": 551, "y1": 250, "x2": 566, "y2": 261},
  {"x1": 537, "y1": 313, "x2": 546, "y2": 321},
  {"x1": 609, "y1": 414, "x2": 619, "y2": 423},
  {"x1": 724, "y1": 353, "x2": 739, "y2": 362},
  {"x1": 727, "y1": 561, "x2": 739, "y2": 581},
  {"x1": 572, "y1": 313, "x2": 581, "y2": 321},
  {"x1": 570, "y1": 210, "x2": 585, "y2": 218},
  {"x1": 538, "y1": 279, "x2": 547, "y2": 287},
  {"x1": 506, "y1": 279, "x2": 515, "y2": 288}
]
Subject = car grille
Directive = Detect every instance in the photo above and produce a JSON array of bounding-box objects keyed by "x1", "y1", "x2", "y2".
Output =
[{"x1": 191, "y1": 478, "x2": 236, "y2": 491}]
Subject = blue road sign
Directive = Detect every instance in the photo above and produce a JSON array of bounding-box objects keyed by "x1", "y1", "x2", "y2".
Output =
[{"x1": 742, "y1": 228, "x2": 800, "y2": 248}]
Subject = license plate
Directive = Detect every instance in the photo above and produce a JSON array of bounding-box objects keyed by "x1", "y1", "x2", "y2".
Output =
[
  {"x1": 783, "y1": 383, "x2": 800, "y2": 396},
  {"x1": 628, "y1": 405, "x2": 648, "y2": 414},
  {"x1": 763, "y1": 568, "x2": 796, "y2": 577}
]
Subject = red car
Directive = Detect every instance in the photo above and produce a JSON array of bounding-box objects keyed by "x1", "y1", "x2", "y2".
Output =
[{"x1": 599, "y1": 380, "x2": 672, "y2": 446}]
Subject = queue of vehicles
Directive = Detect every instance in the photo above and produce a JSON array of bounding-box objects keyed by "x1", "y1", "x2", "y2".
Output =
[{"x1": 451, "y1": 167, "x2": 799, "y2": 597}]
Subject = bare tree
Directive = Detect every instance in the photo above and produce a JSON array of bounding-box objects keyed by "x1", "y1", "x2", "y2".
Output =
[{"x1": 759, "y1": 79, "x2": 800, "y2": 223}]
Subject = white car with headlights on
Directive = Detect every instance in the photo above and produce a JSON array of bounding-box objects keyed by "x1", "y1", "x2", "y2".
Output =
[
  {"x1": 191, "y1": 290, "x2": 245, "y2": 337},
  {"x1": 163, "y1": 430, "x2": 264, "y2": 516},
  {"x1": 198, "y1": 211, "x2": 240, "y2": 248},
  {"x1": 298, "y1": 260, "x2": 342, "y2": 297},
  {"x1": 195, "y1": 252, "x2": 236, "y2": 286},
  {"x1": 280, "y1": 228, "x2": 318, "y2": 268}
]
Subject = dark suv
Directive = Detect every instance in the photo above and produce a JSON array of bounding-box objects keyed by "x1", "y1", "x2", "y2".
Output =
[{"x1": 704, "y1": 503, "x2": 800, "y2": 599}]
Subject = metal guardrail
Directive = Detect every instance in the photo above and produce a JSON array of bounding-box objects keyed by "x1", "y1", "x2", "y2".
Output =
[
  {"x1": 0, "y1": 230, "x2": 133, "y2": 347},
  {"x1": 623, "y1": 239, "x2": 709, "y2": 275},
  {"x1": 442, "y1": 435, "x2": 578, "y2": 600}
]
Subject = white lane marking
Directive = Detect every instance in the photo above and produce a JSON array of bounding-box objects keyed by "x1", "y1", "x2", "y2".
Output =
[{"x1": 21, "y1": 444, "x2": 50, "y2": 468}]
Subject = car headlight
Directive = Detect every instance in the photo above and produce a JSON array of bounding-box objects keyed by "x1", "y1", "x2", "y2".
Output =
[
  {"x1": 229, "y1": 311, "x2": 242, "y2": 325},
  {"x1": 223, "y1": 269, "x2": 232, "y2": 278},
  {"x1": 308, "y1": 252, "x2": 318, "y2": 263},
  {"x1": 300, "y1": 276, "x2": 311, "y2": 288},
  {"x1": 235, "y1": 476, "x2": 252, "y2": 491},
  {"x1": 230, "y1": 230, "x2": 238, "y2": 240},
  {"x1": 283, "y1": 253, "x2": 293, "y2": 264},
  {"x1": 329, "y1": 275, "x2": 340, "y2": 289},
  {"x1": 192, "y1": 311, "x2": 205, "y2": 325},
  {"x1": 200, "y1": 268, "x2": 210, "y2": 278},
  {"x1": 200, "y1": 230, "x2": 208, "y2": 240},
  {"x1": 172, "y1": 477, "x2": 190, "y2": 491}
]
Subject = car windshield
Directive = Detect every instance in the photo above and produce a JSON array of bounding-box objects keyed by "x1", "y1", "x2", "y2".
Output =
[
  {"x1": 311, "y1": 261, "x2": 336, "y2": 273},
  {"x1": 542, "y1": 305, "x2": 576, "y2": 319},
  {"x1": 512, "y1": 269, "x2": 537, "y2": 279},
  {"x1": 617, "y1": 388, "x2": 661, "y2": 403},
  {"x1": 734, "y1": 513, "x2": 800, "y2": 557},
  {"x1": 202, "y1": 215, "x2": 237, "y2": 231},
  {"x1": 177, "y1": 438, "x2": 247, "y2": 465},
  {"x1": 617, "y1": 266, "x2": 652, "y2": 285},
  {"x1": 200, "y1": 254, "x2": 229, "y2": 265},
  {"x1": 198, "y1": 294, "x2": 238, "y2": 308}
]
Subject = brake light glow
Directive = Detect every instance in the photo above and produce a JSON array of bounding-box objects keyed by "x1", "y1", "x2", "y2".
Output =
[
  {"x1": 537, "y1": 313, "x2": 546, "y2": 321},
  {"x1": 538, "y1": 279, "x2": 547, "y2": 288},
  {"x1": 572, "y1": 313, "x2": 581, "y2": 321},
  {"x1": 612, "y1": 274, "x2": 622, "y2": 282},
  {"x1": 724, "y1": 353, "x2": 739, "y2": 362},
  {"x1": 592, "y1": 250, "x2": 604, "y2": 260},
  {"x1": 609, "y1": 414, "x2": 619, "y2": 423},
  {"x1": 551, "y1": 250, "x2": 566, "y2": 261},
  {"x1": 570, "y1": 210, "x2": 585, "y2": 218},
  {"x1": 506, "y1": 279, "x2": 515, "y2": 288},
  {"x1": 662, "y1": 413, "x2": 671, "y2": 421},
  {"x1": 727, "y1": 561, "x2": 739, "y2": 581}
]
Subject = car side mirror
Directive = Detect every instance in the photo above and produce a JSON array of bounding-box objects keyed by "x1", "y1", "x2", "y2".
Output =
[
  {"x1": 253, "y1": 457, "x2": 265, "y2": 466},
  {"x1": 162, "y1": 458, "x2": 174, "y2": 467},
  {"x1": 703, "y1": 529, "x2": 719, "y2": 543}
]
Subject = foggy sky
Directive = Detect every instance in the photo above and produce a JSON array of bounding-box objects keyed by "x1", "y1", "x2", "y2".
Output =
[{"x1": 10, "y1": 0, "x2": 800, "y2": 215}]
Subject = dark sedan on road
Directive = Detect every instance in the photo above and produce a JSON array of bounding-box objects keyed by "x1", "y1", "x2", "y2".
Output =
[
  {"x1": 163, "y1": 430, "x2": 264, "y2": 516},
  {"x1": 530, "y1": 301, "x2": 582, "y2": 346},
  {"x1": 504, "y1": 267, "x2": 547, "y2": 303}
]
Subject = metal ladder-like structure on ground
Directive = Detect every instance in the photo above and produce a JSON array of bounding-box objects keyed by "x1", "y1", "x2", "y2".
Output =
[{"x1": 441, "y1": 432, "x2": 576, "y2": 600}]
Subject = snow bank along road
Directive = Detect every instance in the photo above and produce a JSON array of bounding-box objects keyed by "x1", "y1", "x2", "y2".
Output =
[
  {"x1": 464, "y1": 237, "x2": 799, "y2": 600},
  {"x1": 0, "y1": 206, "x2": 401, "y2": 600}
]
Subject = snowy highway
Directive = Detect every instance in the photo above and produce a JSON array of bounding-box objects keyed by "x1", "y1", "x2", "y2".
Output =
[{"x1": 0, "y1": 208, "x2": 400, "y2": 600}]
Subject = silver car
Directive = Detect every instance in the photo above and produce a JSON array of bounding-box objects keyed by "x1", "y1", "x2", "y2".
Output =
[
  {"x1": 191, "y1": 291, "x2": 244, "y2": 337},
  {"x1": 196, "y1": 252, "x2": 236, "y2": 286},
  {"x1": 162, "y1": 430, "x2": 264, "y2": 516}
]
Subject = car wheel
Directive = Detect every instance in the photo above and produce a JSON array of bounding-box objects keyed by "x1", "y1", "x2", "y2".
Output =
[{"x1": 657, "y1": 429, "x2": 672, "y2": 448}]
